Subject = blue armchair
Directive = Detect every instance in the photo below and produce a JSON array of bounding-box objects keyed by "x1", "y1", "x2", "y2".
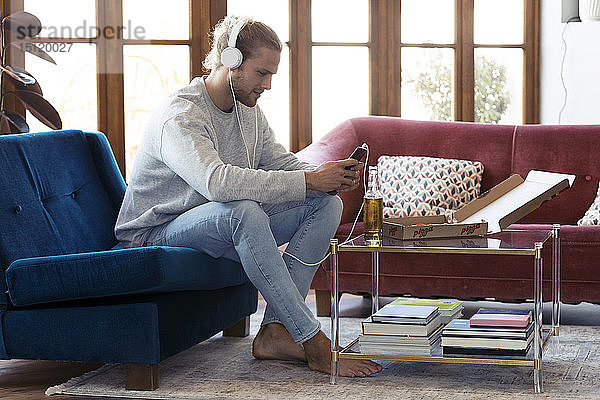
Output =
[{"x1": 0, "y1": 130, "x2": 257, "y2": 390}]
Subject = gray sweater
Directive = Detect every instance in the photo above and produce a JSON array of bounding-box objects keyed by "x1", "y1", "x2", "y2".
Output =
[{"x1": 115, "y1": 77, "x2": 314, "y2": 247}]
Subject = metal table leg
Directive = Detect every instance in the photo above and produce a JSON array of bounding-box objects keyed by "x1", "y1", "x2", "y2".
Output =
[
  {"x1": 372, "y1": 251, "x2": 380, "y2": 314},
  {"x1": 330, "y1": 239, "x2": 339, "y2": 385},
  {"x1": 533, "y1": 242, "x2": 543, "y2": 394},
  {"x1": 552, "y1": 224, "x2": 561, "y2": 336}
]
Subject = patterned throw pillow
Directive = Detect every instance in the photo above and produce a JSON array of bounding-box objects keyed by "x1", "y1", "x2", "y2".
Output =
[
  {"x1": 377, "y1": 155, "x2": 484, "y2": 219},
  {"x1": 578, "y1": 183, "x2": 600, "y2": 225}
]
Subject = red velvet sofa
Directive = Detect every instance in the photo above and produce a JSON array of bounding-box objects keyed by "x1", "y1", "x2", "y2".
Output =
[{"x1": 297, "y1": 117, "x2": 600, "y2": 316}]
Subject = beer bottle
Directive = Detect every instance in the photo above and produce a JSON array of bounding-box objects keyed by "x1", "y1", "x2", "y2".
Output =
[{"x1": 363, "y1": 166, "x2": 383, "y2": 246}]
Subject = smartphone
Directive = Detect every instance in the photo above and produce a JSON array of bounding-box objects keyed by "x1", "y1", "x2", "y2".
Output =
[
  {"x1": 345, "y1": 143, "x2": 368, "y2": 169},
  {"x1": 327, "y1": 143, "x2": 368, "y2": 195}
]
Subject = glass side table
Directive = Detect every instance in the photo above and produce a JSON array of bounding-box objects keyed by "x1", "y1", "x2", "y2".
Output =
[{"x1": 329, "y1": 225, "x2": 561, "y2": 394}]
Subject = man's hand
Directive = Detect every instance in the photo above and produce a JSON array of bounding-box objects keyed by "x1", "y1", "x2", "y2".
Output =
[{"x1": 305, "y1": 159, "x2": 364, "y2": 193}]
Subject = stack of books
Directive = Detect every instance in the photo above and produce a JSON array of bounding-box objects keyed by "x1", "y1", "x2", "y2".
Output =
[
  {"x1": 441, "y1": 308, "x2": 534, "y2": 356},
  {"x1": 359, "y1": 301, "x2": 445, "y2": 356}
]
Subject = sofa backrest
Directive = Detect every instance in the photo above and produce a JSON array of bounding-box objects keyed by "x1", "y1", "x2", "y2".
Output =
[
  {"x1": 512, "y1": 124, "x2": 600, "y2": 224},
  {"x1": 0, "y1": 130, "x2": 127, "y2": 268},
  {"x1": 300, "y1": 117, "x2": 516, "y2": 224},
  {"x1": 349, "y1": 118, "x2": 516, "y2": 190}
]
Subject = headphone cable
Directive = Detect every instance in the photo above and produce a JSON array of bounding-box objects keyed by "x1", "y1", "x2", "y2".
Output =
[
  {"x1": 228, "y1": 69, "x2": 254, "y2": 168},
  {"x1": 558, "y1": 21, "x2": 569, "y2": 125},
  {"x1": 558, "y1": 18, "x2": 579, "y2": 124}
]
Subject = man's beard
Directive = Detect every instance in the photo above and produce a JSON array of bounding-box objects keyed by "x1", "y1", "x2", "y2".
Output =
[
  {"x1": 232, "y1": 75, "x2": 257, "y2": 107},
  {"x1": 233, "y1": 86, "x2": 256, "y2": 107}
]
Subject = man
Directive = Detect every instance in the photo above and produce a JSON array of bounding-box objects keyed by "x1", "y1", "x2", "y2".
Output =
[{"x1": 115, "y1": 15, "x2": 381, "y2": 378}]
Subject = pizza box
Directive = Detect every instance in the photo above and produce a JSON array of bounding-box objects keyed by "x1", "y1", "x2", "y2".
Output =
[
  {"x1": 385, "y1": 235, "x2": 494, "y2": 248},
  {"x1": 382, "y1": 170, "x2": 575, "y2": 239},
  {"x1": 383, "y1": 215, "x2": 487, "y2": 240}
]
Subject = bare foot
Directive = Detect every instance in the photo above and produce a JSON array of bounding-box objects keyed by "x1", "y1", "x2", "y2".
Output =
[
  {"x1": 303, "y1": 331, "x2": 382, "y2": 377},
  {"x1": 252, "y1": 323, "x2": 307, "y2": 362}
]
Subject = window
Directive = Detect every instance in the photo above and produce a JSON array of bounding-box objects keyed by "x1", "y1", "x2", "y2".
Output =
[
  {"x1": 399, "y1": 0, "x2": 538, "y2": 124},
  {"x1": 4, "y1": 0, "x2": 223, "y2": 179},
  {"x1": 400, "y1": 0, "x2": 455, "y2": 121},
  {"x1": 473, "y1": 0, "x2": 525, "y2": 124},
  {"x1": 311, "y1": 0, "x2": 369, "y2": 143},
  {"x1": 21, "y1": 1, "x2": 97, "y2": 133}
]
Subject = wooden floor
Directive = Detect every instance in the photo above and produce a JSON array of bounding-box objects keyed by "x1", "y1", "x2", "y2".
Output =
[
  {"x1": 0, "y1": 359, "x2": 102, "y2": 400},
  {"x1": 2, "y1": 291, "x2": 600, "y2": 400}
]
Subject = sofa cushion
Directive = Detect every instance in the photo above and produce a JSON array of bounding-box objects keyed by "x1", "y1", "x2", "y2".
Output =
[
  {"x1": 5, "y1": 246, "x2": 249, "y2": 307},
  {"x1": 578, "y1": 182, "x2": 600, "y2": 225},
  {"x1": 377, "y1": 155, "x2": 484, "y2": 218}
]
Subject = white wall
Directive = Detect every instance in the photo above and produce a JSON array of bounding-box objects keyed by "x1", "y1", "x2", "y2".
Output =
[{"x1": 540, "y1": 1, "x2": 600, "y2": 124}]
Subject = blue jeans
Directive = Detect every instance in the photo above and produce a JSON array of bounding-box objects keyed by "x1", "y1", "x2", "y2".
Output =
[{"x1": 144, "y1": 195, "x2": 343, "y2": 344}]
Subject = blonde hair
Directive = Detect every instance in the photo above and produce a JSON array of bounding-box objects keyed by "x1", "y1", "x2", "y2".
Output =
[{"x1": 203, "y1": 15, "x2": 282, "y2": 70}]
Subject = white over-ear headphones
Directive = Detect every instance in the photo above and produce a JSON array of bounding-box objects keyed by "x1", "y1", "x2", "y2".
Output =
[{"x1": 221, "y1": 18, "x2": 246, "y2": 69}]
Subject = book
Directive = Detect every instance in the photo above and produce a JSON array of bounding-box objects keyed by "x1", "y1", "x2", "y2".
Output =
[
  {"x1": 371, "y1": 304, "x2": 440, "y2": 324},
  {"x1": 359, "y1": 326, "x2": 443, "y2": 347},
  {"x1": 390, "y1": 298, "x2": 464, "y2": 317},
  {"x1": 470, "y1": 308, "x2": 532, "y2": 328},
  {"x1": 441, "y1": 329, "x2": 533, "y2": 350},
  {"x1": 443, "y1": 318, "x2": 533, "y2": 339},
  {"x1": 360, "y1": 338, "x2": 442, "y2": 356},
  {"x1": 441, "y1": 308, "x2": 464, "y2": 324},
  {"x1": 362, "y1": 315, "x2": 443, "y2": 336},
  {"x1": 442, "y1": 341, "x2": 532, "y2": 357},
  {"x1": 359, "y1": 337, "x2": 437, "y2": 347}
]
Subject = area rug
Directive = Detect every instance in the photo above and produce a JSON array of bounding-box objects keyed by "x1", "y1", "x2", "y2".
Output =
[{"x1": 46, "y1": 315, "x2": 600, "y2": 400}]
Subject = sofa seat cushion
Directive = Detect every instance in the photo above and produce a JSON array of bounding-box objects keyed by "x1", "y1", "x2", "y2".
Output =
[
  {"x1": 377, "y1": 155, "x2": 484, "y2": 218},
  {"x1": 5, "y1": 246, "x2": 249, "y2": 307}
]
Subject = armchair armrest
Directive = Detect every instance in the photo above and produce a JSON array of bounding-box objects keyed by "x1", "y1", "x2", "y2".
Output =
[{"x1": 5, "y1": 246, "x2": 248, "y2": 307}]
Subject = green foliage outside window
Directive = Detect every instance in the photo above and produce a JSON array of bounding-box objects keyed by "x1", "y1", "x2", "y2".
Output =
[{"x1": 414, "y1": 54, "x2": 510, "y2": 123}]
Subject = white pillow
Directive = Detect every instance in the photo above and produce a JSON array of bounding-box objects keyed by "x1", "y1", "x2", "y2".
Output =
[
  {"x1": 377, "y1": 155, "x2": 484, "y2": 218},
  {"x1": 578, "y1": 182, "x2": 600, "y2": 225}
]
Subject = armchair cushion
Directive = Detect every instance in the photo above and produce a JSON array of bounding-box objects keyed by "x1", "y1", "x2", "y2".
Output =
[{"x1": 5, "y1": 246, "x2": 249, "y2": 307}]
